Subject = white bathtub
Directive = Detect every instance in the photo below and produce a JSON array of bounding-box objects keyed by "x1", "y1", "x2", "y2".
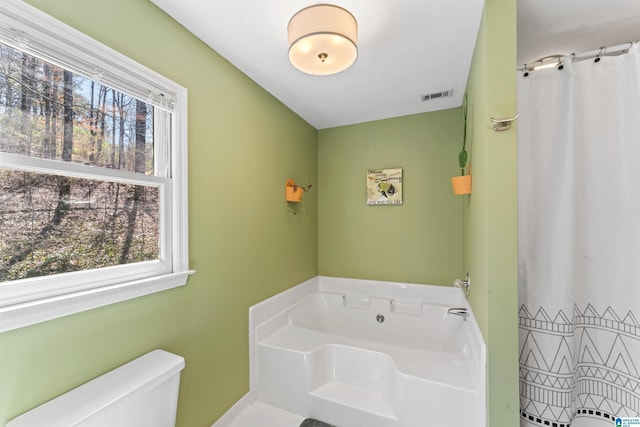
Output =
[{"x1": 250, "y1": 277, "x2": 486, "y2": 427}]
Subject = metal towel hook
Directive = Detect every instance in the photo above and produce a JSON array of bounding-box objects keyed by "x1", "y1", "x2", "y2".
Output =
[{"x1": 490, "y1": 113, "x2": 519, "y2": 132}]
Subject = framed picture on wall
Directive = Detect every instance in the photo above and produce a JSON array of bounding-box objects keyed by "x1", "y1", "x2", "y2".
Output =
[{"x1": 367, "y1": 168, "x2": 403, "y2": 205}]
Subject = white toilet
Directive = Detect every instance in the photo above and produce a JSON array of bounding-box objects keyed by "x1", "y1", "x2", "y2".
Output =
[{"x1": 7, "y1": 349, "x2": 185, "y2": 427}]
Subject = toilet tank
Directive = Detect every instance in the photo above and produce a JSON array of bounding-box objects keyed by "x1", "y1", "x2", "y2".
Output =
[{"x1": 7, "y1": 349, "x2": 185, "y2": 427}]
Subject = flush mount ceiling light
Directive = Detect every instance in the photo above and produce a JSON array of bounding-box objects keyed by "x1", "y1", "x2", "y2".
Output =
[{"x1": 288, "y1": 4, "x2": 358, "y2": 76}]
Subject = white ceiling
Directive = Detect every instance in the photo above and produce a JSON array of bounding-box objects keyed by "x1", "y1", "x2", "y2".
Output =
[
  {"x1": 150, "y1": 0, "x2": 485, "y2": 129},
  {"x1": 150, "y1": 0, "x2": 640, "y2": 129}
]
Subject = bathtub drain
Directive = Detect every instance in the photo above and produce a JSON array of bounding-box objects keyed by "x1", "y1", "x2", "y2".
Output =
[{"x1": 376, "y1": 313, "x2": 385, "y2": 323}]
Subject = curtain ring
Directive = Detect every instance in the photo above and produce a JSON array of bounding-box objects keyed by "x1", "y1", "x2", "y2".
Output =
[{"x1": 594, "y1": 47, "x2": 604, "y2": 63}]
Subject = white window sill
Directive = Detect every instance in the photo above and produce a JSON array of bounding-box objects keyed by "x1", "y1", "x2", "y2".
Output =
[{"x1": 0, "y1": 271, "x2": 194, "y2": 333}]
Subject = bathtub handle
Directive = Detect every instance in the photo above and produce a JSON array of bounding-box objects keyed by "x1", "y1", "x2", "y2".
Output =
[{"x1": 447, "y1": 307, "x2": 468, "y2": 320}]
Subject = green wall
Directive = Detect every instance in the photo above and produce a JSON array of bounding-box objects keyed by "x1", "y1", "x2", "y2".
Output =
[
  {"x1": 0, "y1": 1, "x2": 318, "y2": 426},
  {"x1": 317, "y1": 111, "x2": 463, "y2": 285},
  {"x1": 465, "y1": 0, "x2": 519, "y2": 425}
]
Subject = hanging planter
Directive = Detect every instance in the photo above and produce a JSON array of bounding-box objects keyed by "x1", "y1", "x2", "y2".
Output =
[
  {"x1": 451, "y1": 174, "x2": 472, "y2": 195},
  {"x1": 285, "y1": 178, "x2": 312, "y2": 202},
  {"x1": 452, "y1": 93, "x2": 472, "y2": 195}
]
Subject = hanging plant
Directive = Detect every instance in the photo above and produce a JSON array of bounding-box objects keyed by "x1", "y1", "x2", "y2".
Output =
[
  {"x1": 459, "y1": 93, "x2": 469, "y2": 176},
  {"x1": 451, "y1": 93, "x2": 472, "y2": 195}
]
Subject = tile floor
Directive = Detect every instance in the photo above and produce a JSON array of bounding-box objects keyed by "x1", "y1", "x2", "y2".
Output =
[{"x1": 226, "y1": 401, "x2": 305, "y2": 427}]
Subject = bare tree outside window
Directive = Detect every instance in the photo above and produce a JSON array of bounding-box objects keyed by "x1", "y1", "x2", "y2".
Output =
[{"x1": 0, "y1": 41, "x2": 159, "y2": 282}]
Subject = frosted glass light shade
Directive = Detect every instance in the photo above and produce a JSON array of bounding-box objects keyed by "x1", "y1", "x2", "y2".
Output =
[{"x1": 288, "y1": 4, "x2": 358, "y2": 75}]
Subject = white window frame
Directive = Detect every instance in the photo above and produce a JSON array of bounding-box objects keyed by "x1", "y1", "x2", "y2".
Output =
[{"x1": 0, "y1": 0, "x2": 191, "y2": 333}]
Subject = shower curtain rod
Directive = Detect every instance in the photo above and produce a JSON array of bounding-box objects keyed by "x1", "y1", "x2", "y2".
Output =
[{"x1": 518, "y1": 40, "x2": 638, "y2": 72}]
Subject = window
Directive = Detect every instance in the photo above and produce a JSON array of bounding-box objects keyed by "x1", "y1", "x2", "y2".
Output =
[{"x1": 0, "y1": 0, "x2": 190, "y2": 332}]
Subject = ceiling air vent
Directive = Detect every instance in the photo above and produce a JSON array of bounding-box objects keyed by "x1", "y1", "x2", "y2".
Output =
[{"x1": 421, "y1": 89, "x2": 454, "y2": 102}]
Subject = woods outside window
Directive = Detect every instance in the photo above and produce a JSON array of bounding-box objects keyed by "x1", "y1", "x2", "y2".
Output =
[{"x1": 0, "y1": 1, "x2": 190, "y2": 332}]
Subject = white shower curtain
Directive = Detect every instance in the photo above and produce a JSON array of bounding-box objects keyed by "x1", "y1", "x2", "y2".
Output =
[{"x1": 519, "y1": 44, "x2": 640, "y2": 427}]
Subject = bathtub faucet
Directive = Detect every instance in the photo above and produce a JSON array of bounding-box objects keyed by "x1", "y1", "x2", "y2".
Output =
[{"x1": 447, "y1": 307, "x2": 468, "y2": 321}]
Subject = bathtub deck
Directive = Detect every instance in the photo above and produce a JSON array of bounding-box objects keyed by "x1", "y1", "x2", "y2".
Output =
[{"x1": 260, "y1": 324, "x2": 477, "y2": 391}]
